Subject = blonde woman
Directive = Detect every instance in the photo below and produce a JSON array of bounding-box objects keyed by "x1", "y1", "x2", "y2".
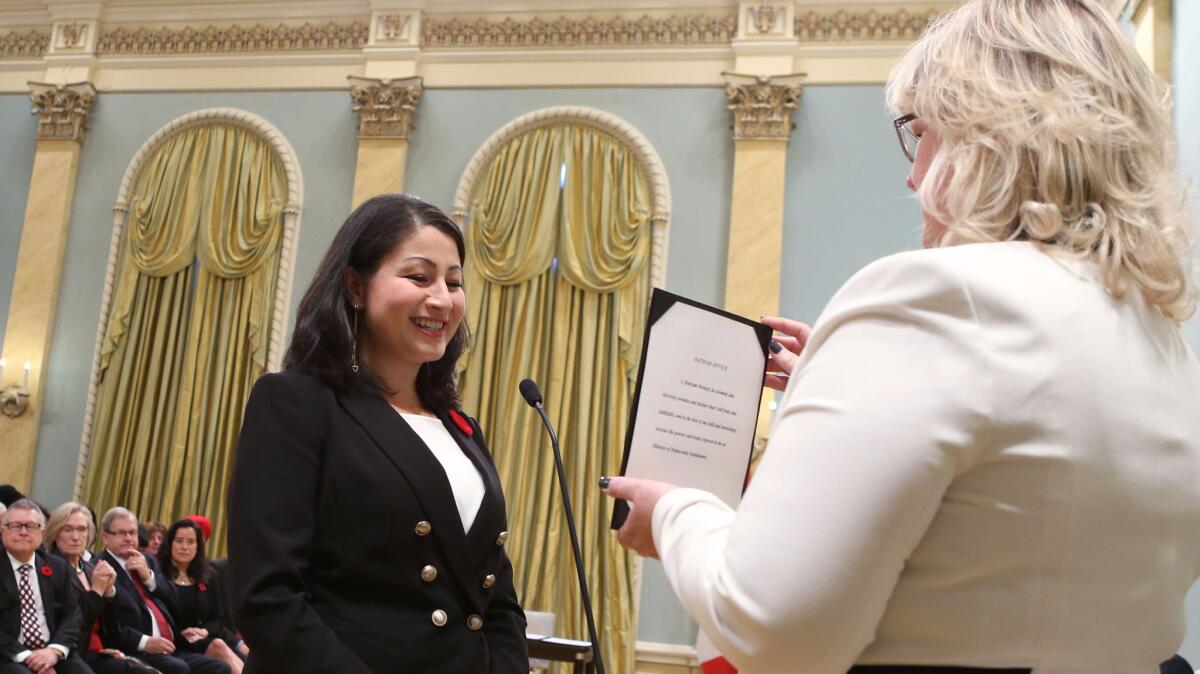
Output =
[{"x1": 603, "y1": 1, "x2": 1200, "y2": 672}]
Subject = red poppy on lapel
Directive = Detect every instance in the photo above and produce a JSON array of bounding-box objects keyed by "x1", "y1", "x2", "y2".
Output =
[
  {"x1": 449, "y1": 410, "x2": 474, "y2": 436},
  {"x1": 197, "y1": 583, "x2": 207, "y2": 592},
  {"x1": 40, "y1": 566, "x2": 52, "y2": 577}
]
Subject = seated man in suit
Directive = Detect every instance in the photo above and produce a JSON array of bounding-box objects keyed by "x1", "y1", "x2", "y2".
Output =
[
  {"x1": 96, "y1": 508, "x2": 228, "y2": 674},
  {"x1": 0, "y1": 498, "x2": 92, "y2": 674}
]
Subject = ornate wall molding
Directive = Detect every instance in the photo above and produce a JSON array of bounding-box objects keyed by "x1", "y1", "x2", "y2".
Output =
[
  {"x1": 29, "y1": 82, "x2": 97, "y2": 142},
  {"x1": 95, "y1": 20, "x2": 368, "y2": 55},
  {"x1": 453, "y1": 106, "x2": 671, "y2": 289},
  {"x1": 795, "y1": 8, "x2": 939, "y2": 42},
  {"x1": 0, "y1": 29, "x2": 50, "y2": 59},
  {"x1": 421, "y1": 13, "x2": 737, "y2": 48},
  {"x1": 724, "y1": 72, "x2": 805, "y2": 141},
  {"x1": 76, "y1": 107, "x2": 304, "y2": 499},
  {"x1": 348, "y1": 75, "x2": 422, "y2": 139}
]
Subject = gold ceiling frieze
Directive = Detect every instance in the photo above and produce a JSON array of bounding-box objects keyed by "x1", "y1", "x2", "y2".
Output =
[
  {"x1": 95, "y1": 21, "x2": 368, "y2": 55},
  {"x1": 0, "y1": 29, "x2": 50, "y2": 59},
  {"x1": 420, "y1": 13, "x2": 738, "y2": 48},
  {"x1": 794, "y1": 8, "x2": 940, "y2": 42}
]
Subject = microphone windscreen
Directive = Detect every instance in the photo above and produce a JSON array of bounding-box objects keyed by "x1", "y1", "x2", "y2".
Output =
[{"x1": 518, "y1": 378, "x2": 543, "y2": 407}]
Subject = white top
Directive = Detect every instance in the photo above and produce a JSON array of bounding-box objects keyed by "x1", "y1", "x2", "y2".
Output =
[
  {"x1": 652, "y1": 242, "x2": 1200, "y2": 674},
  {"x1": 401, "y1": 413, "x2": 486, "y2": 531},
  {"x1": 6, "y1": 552, "x2": 68, "y2": 661}
]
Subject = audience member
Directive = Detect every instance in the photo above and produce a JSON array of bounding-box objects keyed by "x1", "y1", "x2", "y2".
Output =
[
  {"x1": 157, "y1": 519, "x2": 244, "y2": 673},
  {"x1": 139, "y1": 525, "x2": 165, "y2": 558},
  {"x1": 0, "y1": 498, "x2": 91, "y2": 674},
  {"x1": 46, "y1": 502, "x2": 156, "y2": 674},
  {"x1": 0, "y1": 487, "x2": 23, "y2": 509},
  {"x1": 98, "y1": 507, "x2": 228, "y2": 674}
]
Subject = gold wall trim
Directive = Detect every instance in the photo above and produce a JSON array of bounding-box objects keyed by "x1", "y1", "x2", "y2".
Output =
[
  {"x1": 452, "y1": 105, "x2": 671, "y2": 289},
  {"x1": 74, "y1": 107, "x2": 304, "y2": 499},
  {"x1": 0, "y1": 29, "x2": 49, "y2": 59},
  {"x1": 95, "y1": 20, "x2": 368, "y2": 55},
  {"x1": 421, "y1": 13, "x2": 737, "y2": 48},
  {"x1": 794, "y1": 8, "x2": 940, "y2": 42}
]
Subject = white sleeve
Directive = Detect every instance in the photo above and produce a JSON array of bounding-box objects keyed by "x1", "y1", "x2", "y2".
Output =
[{"x1": 652, "y1": 251, "x2": 993, "y2": 674}]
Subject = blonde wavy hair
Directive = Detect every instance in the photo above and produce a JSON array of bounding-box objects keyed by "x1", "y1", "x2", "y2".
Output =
[{"x1": 887, "y1": 0, "x2": 1195, "y2": 321}]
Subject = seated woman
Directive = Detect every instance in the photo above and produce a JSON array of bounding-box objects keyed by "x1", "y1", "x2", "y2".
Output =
[
  {"x1": 157, "y1": 518, "x2": 245, "y2": 674},
  {"x1": 46, "y1": 501, "x2": 157, "y2": 674}
]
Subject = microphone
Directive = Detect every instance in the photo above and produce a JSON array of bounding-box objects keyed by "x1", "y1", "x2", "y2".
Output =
[{"x1": 518, "y1": 378, "x2": 606, "y2": 674}]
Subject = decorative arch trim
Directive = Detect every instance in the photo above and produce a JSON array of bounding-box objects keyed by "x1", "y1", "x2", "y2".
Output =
[
  {"x1": 452, "y1": 105, "x2": 670, "y2": 288},
  {"x1": 74, "y1": 107, "x2": 304, "y2": 498}
]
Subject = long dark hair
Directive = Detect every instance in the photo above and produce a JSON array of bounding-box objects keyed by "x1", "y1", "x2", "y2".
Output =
[
  {"x1": 159, "y1": 519, "x2": 210, "y2": 583},
  {"x1": 284, "y1": 193, "x2": 469, "y2": 411}
]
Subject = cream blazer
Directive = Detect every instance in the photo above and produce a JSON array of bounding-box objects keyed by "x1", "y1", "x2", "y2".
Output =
[{"x1": 653, "y1": 242, "x2": 1200, "y2": 674}]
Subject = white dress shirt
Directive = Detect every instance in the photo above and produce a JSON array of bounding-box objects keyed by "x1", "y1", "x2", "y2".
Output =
[
  {"x1": 7, "y1": 552, "x2": 69, "y2": 662},
  {"x1": 652, "y1": 242, "x2": 1200, "y2": 674},
  {"x1": 401, "y1": 413, "x2": 486, "y2": 531},
  {"x1": 106, "y1": 550, "x2": 159, "y2": 651}
]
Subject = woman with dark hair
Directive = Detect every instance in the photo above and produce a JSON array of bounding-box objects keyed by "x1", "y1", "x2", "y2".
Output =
[
  {"x1": 228, "y1": 193, "x2": 528, "y2": 674},
  {"x1": 158, "y1": 519, "x2": 245, "y2": 673}
]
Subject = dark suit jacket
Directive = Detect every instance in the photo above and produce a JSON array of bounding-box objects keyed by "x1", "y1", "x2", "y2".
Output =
[
  {"x1": 167, "y1": 570, "x2": 239, "y2": 650},
  {"x1": 99, "y1": 549, "x2": 179, "y2": 654},
  {"x1": 206, "y1": 558, "x2": 238, "y2": 637},
  {"x1": 0, "y1": 550, "x2": 83, "y2": 659},
  {"x1": 56, "y1": 556, "x2": 123, "y2": 653},
  {"x1": 228, "y1": 370, "x2": 528, "y2": 674}
]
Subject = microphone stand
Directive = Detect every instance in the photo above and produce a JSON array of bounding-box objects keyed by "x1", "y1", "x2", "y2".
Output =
[{"x1": 529, "y1": 399, "x2": 606, "y2": 674}]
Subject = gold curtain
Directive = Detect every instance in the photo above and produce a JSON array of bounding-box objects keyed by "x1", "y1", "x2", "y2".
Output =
[
  {"x1": 85, "y1": 124, "x2": 286, "y2": 556},
  {"x1": 461, "y1": 123, "x2": 651, "y2": 673}
]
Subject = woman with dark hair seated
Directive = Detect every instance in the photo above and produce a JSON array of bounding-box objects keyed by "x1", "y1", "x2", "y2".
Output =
[
  {"x1": 158, "y1": 519, "x2": 245, "y2": 673},
  {"x1": 46, "y1": 501, "x2": 156, "y2": 674}
]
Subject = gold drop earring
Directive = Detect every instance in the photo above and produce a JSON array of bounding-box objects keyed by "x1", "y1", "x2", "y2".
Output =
[{"x1": 351, "y1": 304, "x2": 362, "y2": 373}]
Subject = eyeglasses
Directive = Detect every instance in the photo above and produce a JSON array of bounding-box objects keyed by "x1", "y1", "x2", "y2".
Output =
[
  {"x1": 2, "y1": 523, "x2": 43, "y2": 532},
  {"x1": 105, "y1": 529, "x2": 138, "y2": 538},
  {"x1": 893, "y1": 113, "x2": 921, "y2": 163}
]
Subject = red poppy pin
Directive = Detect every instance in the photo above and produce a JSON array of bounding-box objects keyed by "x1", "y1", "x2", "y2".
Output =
[
  {"x1": 40, "y1": 566, "x2": 52, "y2": 577},
  {"x1": 197, "y1": 583, "x2": 207, "y2": 592},
  {"x1": 449, "y1": 410, "x2": 473, "y2": 436}
]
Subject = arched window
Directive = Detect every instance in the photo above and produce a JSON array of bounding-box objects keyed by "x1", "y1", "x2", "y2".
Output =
[
  {"x1": 454, "y1": 106, "x2": 669, "y2": 672},
  {"x1": 76, "y1": 108, "x2": 302, "y2": 554}
]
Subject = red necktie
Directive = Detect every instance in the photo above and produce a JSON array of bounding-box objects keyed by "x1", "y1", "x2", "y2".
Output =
[{"x1": 129, "y1": 571, "x2": 173, "y2": 642}]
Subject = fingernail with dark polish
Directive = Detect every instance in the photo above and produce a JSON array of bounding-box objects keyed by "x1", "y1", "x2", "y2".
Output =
[
  {"x1": 769, "y1": 340, "x2": 783, "y2": 354},
  {"x1": 598, "y1": 476, "x2": 611, "y2": 489}
]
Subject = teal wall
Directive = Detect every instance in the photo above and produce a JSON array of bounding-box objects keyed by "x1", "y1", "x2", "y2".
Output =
[
  {"x1": 0, "y1": 94, "x2": 37, "y2": 358},
  {"x1": 1173, "y1": 0, "x2": 1200, "y2": 662},
  {"x1": 29, "y1": 91, "x2": 358, "y2": 505}
]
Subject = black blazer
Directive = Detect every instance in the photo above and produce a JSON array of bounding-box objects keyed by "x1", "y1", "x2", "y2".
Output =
[
  {"x1": 99, "y1": 549, "x2": 179, "y2": 654},
  {"x1": 228, "y1": 370, "x2": 528, "y2": 674},
  {"x1": 0, "y1": 550, "x2": 83, "y2": 659},
  {"x1": 167, "y1": 570, "x2": 239, "y2": 649},
  {"x1": 56, "y1": 556, "x2": 122, "y2": 652}
]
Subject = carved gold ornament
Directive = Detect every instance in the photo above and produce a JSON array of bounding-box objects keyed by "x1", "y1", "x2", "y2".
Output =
[
  {"x1": 96, "y1": 21, "x2": 368, "y2": 55},
  {"x1": 795, "y1": 8, "x2": 939, "y2": 42},
  {"x1": 1, "y1": 30, "x2": 50, "y2": 59},
  {"x1": 723, "y1": 73, "x2": 806, "y2": 141},
  {"x1": 421, "y1": 13, "x2": 737, "y2": 48},
  {"x1": 57, "y1": 23, "x2": 87, "y2": 49},
  {"x1": 348, "y1": 76, "x2": 423, "y2": 139},
  {"x1": 29, "y1": 82, "x2": 97, "y2": 142}
]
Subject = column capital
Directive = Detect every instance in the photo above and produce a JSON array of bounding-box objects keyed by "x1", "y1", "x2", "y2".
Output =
[
  {"x1": 348, "y1": 75, "x2": 423, "y2": 140},
  {"x1": 723, "y1": 72, "x2": 806, "y2": 141},
  {"x1": 28, "y1": 81, "x2": 97, "y2": 143}
]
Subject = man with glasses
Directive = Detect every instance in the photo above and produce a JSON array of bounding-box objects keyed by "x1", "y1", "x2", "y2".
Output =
[
  {"x1": 97, "y1": 508, "x2": 228, "y2": 674},
  {"x1": 0, "y1": 498, "x2": 92, "y2": 674}
]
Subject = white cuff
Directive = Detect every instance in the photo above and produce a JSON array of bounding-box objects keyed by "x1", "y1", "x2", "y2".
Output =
[
  {"x1": 13, "y1": 649, "x2": 31, "y2": 663},
  {"x1": 138, "y1": 635, "x2": 150, "y2": 652}
]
